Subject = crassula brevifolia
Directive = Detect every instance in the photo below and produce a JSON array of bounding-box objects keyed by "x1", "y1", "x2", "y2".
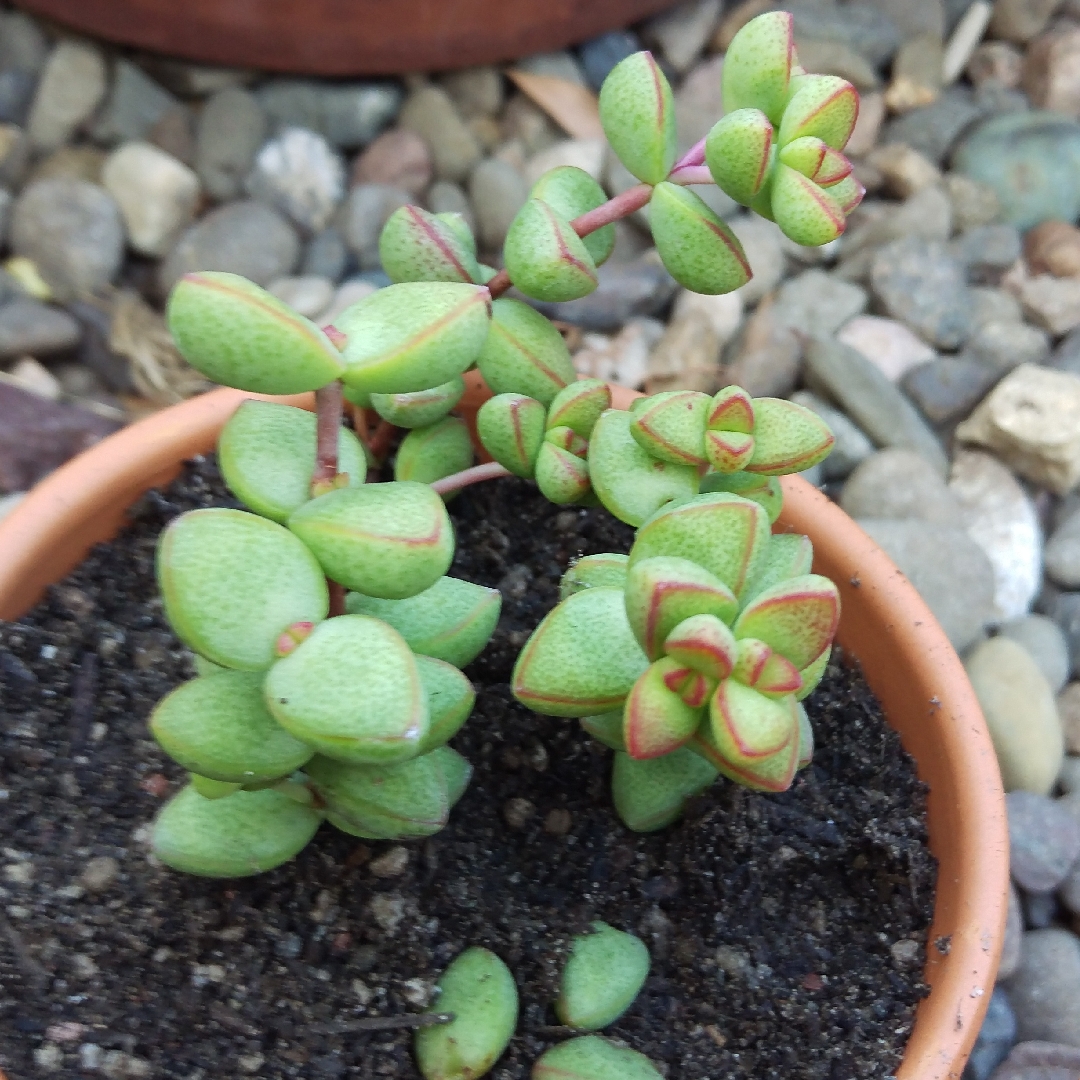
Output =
[{"x1": 147, "y1": 11, "x2": 852, "y2": 887}]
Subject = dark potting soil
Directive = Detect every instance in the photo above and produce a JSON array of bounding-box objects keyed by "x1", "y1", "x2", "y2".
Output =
[{"x1": 0, "y1": 459, "x2": 935, "y2": 1080}]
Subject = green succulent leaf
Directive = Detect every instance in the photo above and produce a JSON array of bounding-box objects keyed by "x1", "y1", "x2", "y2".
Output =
[
  {"x1": 699, "y1": 471, "x2": 783, "y2": 523},
  {"x1": 777, "y1": 74, "x2": 859, "y2": 150},
  {"x1": 743, "y1": 533, "x2": 814, "y2": 602},
  {"x1": 546, "y1": 379, "x2": 611, "y2": 438},
  {"x1": 433, "y1": 744, "x2": 473, "y2": 806},
  {"x1": 395, "y1": 416, "x2": 475, "y2": 486},
  {"x1": 476, "y1": 392, "x2": 547, "y2": 477},
  {"x1": 745, "y1": 398, "x2": 834, "y2": 474},
  {"x1": 476, "y1": 298, "x2": 577, "y2": 407},
  {"x1": 434, "y1": 211, "x2": 478, "y2": 257},
  {"x1": 556, "y1": 922, "x2": 651, "y2": 1030},
  {"x1": 264, "y1": 615, "x2": 428, "y2": 764},
  {"x1": 705, "y1": 109, "x2": 775, "y2": 206},
  {"x1": 722, "y1": 11, "x2": 797, "y2": 125},
  {"x1": 598, "y1": 51, "x2": 677, "y2": 185},
  {"x1": 370, "y1": 377, "x2": 466, "y2": 428},
  {"x1": 629, "y1": 493, "x2": 771, "y2": 603},
  {"x1": 580, "y1": 710, "x2": 626, "y2": 750},
  {"x1": 151, "y1": 784, "x2": 322, "y2": 877},
  {"x1": 414, "y1": 656, "x2": 476, "y2": 753},
  {"x1": 218, "y1": 400, "x2": 367, "y2": 523},
  {"x1": 769, "y1": 163, "x2": 846, "y2": 247},
  {"x1": 188, "y1": 773, "x2": 243, "y2": 799},
  {"x1": 416, "y1": 948, "x2": 518, "y2": 1080},
  {"x1": 530, "y1": 166, "x2": 616, "y2": 267},
  {"x1": 824, "y1": 173, "x2": 865, "y2": 214},
  {"x1": 535, "y1": 441, "x2": 592, "y2": 504},
  {"x1": 695, "y1": 678, "x2": 800, "y2": 792},
  {"x1": 623, "y1": 658, "x2": 706, "y2": 759},
  {"x1": 663, "y1": 613, "x2": 739, "y2": 682},
  {"x1": 624, "y1": 555, "x2": 738, "y2": 660},
  {"x1": 649, "y1": 182, "x2": 752, "y2": 295},
  {"x1": 611, "y1": 749, "x2": 717, "y2": 833},
  {"x1": 778, "y1": 136, "x2": 852, "y2": 186},
  {"x1": 305, "y1": 750, "x2": 449, "y2": 839},
  {"x1": 332, "y1": 282, "x2": 492, "y2": 395},
  {"x1": 512, "y1": 587, "x2": 648, "y2": 717},
  {"x1": 731, "y1": 637, "x2": 803, "y2": 695},
  {"x1": 346, "y1": 575, "x2": 501, "y2": 669},
  {"x1": 588, "y1": 410, "x2": 700, "y2": 528},
  {"x1": 796, "y1": 645, "x2": 831, "y2": 702},
  {"x1": 150, "y1": 672, "x2": 314, "y2": 783},
  {"x1": 629, "y1": 390, "x2": 711, "y2": 466},
  {"x1": 733, "y1": 573, "x2": 840, "y2": 670},
  {"x1": 158, "y1": 509, "x2": 328, "y2": 671},
  {"x1": 560, "y1": 553, "x2": 629, "y2": 600},
  {"x1": 797, "y1": 700, "x2": 814, "y2": 766},
  {"x1": 288, "y1": 482, "x2": 454, "y2": 600},
  {"x1": 504, "y1": 199, "x2": 599, "y2": 303},
  {"x1": 166, "y1": 272, "x2": 345, "y2": 394},
  {"x1": 379, "y1": 204, "x2": 483, "y2": 284}
]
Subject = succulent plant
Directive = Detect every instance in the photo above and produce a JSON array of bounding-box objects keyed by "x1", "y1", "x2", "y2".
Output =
[{"x1": 148, "y1": 10, "x2": 848, "y2": 887}]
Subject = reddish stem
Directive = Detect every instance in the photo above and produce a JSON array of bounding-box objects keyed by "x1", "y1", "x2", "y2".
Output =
[
  {"x1": 368, "y1": 419, "x2": 397, "y2": 459},
  {"x1": 313, "y1": 381, "x2": 343, "y2": 487},
  {"x1": 431, "y1": 460, "x2": 513, "y2": 495},
  {"x1": 667, "y1": 165, "x2": 714, "y2": 186},
  {"x1": 487, "y1": 183, "x2": 654, "y2": 300},
  {"x1": 673, "y1": 136, "x2": 708, "y2": 171},
  {"x1": 328, "y1": 581, "x2": 346, "y2": 618}
]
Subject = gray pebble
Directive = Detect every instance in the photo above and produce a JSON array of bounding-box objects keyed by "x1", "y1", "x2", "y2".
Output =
[
  {"x1": 902, "y1": 355, "x2": 998, "y2": 427},
  {"x1": 468, "y1": 158, "x2": 528, "y2": 253},
  {"x1": 1046, "y1": 510, "x2": 1080, "y2": 590},
  {"x1": 339, "y1": 183, "x2": 414, "y2": 271},
  {"x1": 195, "y1": 88, "x2": 268, "y2": 202},
  {"x1": 427, "y1": 180, "x2": 476, "y2": 233},
  {"x1": 157, "y1": 199, "x2": 300, "y2": 295},
  {"x1": 578, "y1": 29, "x2": 641, "y2": 90},
  {"x1": 89, "y1": 60, "x2": 176, "y2": 145},
  {"x1": 882, "y1": 85, "x2": 985, "y2": 165},
  {"x1": 398, "y1": 85, "x2": 481, "y2": 183},
  {"x1": 963, "y1": 986, "x2": 1016, "y2": 1080},
  {"x1": 0, "y1": 11, "x2": 49, "y2": 77},
  {"x1": 998, "y1": 616, "x2": 1071, "y2": 694},
  {"x1": 948, "y1": 224, "x2": 1022, "y2": 285},
  {"x1": 841, "y1": 448, "x2": 962, "y2": 525},
  {"x1": 0, "y1": 296, "x2": 80, "y2": 359},
  {"x1": 80, "y1": 855, "x2": 118, "y2": 891},
  {"x1": 772, "y1": 269, "x2": 867, "y2": 339},
  {"x1": 1004, "y1": 929, "x2": 1080, "y2": 1048},
  {"x1": 257, "y1": 79, "x2": 401, "y2": 149},
  {"x1": 26, "y1": 40, "x2": 107, "y2": 152},
  {"x1": 961, "y1": 321, "x2": 1050, "y2": 377},
  {"x1": 10, "y1": 178, "x2": 124, "y2": 301},
  {"x1": 1000, "y1": 883, "x2": 1023, "y2": 981},
  {"x1": 1007, "y1": 791, "x2": 1080, "y2": 893},
  {"x1": 789, "y1": 390, "x2": 874, "y2": 480},
  {"x1": 301, "y1": 227, "x2": 349, "y2": 283}
]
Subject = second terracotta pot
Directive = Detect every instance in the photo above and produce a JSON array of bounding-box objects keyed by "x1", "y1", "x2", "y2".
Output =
[{"x1": 0, "y1": 384, "x2": 1008, "y2": 1080}]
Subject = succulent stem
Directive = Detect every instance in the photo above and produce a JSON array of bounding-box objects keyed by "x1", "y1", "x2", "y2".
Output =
[
  {"x1": 313, "y1": 380, "x2": 344, "y2": 487},
  {"x1": 666, "y1": 164, "x2": 715, "y2": 186},
  {"x1": 488, "y1": 183, "x2": 654, "y2": 300},
  {"x1": 673, "y1": 136, "x2": 708, "y2": 170},
  {"x1": 431, "y1": 460, "x2": 513, "y2": 495}
]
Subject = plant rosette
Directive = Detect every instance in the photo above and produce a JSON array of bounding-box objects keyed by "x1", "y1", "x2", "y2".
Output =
[{"x1": 0, "y1": 15, "x2": 1005, "y2": 1080}]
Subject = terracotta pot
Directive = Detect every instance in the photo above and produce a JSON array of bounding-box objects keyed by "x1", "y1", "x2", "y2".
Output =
[
  {"x1": 0, "y1": 382, "x2": 1008, "y2": 1080},
  {"x1": 14, "y1": 0, "x2": 680, "y2": 75}
]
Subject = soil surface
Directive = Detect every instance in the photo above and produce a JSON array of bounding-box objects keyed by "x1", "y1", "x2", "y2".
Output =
[{"x1": 0, "y1": 459, "x2": 935, "y2": 1080}]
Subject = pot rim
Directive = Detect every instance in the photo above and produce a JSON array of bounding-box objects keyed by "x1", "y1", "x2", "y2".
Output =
[{"x1": 0, "y1": 384, "x2": 1008, "y2": 1080}]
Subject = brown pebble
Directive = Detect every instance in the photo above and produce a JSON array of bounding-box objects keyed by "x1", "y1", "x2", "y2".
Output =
[
  {"x1": 802, "y1": 972, "x2": 824, "y2": 991},
  {"x1": 1025, "y1": 220, "x2": 1080, "y2": 278},
  {"x1": 80, "y1": 855, "x2": 119, "y2": 891},
  {"x1": 139, "y1": 773, "x2": 169, "y2": 797},
  {"x1": 503, "y1": 797, "x2": 535, "y2": 830},
  {"x1": 369, "y1": 845, "x2": 410, "y2": 878},
  {"x1": 543, "y1": 808, "x2": 572, "y2": 835},
  {"x1": 330, "y1": 932, "x2": 352, "y2": 955},
  {"x1": 351, "y1": 129, "x2": 432, "y2": 196}
]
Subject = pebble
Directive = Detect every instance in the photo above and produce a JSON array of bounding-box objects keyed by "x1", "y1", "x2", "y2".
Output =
[
  {"x1": 368, "y1": 893, "x2": 406, "y2": 934},
  {"x1": 675, "y1": 52, "x2": 725, "y2": 153},
  {"x1": 578, "y1": 29, "x2": 640, "y2": 90},
  {"x1": 969, "y1": 288, "x2": 1023, "y2": 330},
  {"x1": 572, "y1": 318, "x2": 664, "y2": 390},
  {"x1": 845, "y1": 188, "x2": 955, "y2": 270},
  {"x1": 957, "y1": 365, "x2": 1080, "y2": 496},
  {"x1": 27, "y1": 40, "x2": 107, "y2": 152},
  {"x1": 965, "y1": 986, "x2": 1016, "y2": 1080},
  {"x1": 788, "y1": 0, "x2": 901, "y2": 66},
  {"x1": 944, "y1": 173, "x2": 1004, "y2": 235},
  {"x1": 398, "y1": 85, "x2": 481, "y2": 183},
  {"x1": 469, "y1": 158, "x2": 528, "y2": 251},
  {"x1": 0, "y1": 122, "x2": 28, "y2": 188},
  {"x1": 351, "y1": 129, "x2": 432, "y2": 197},
  {"x1": 316, "y1": 279, "x2": 378, "y2": 325},
  {"x1": 644, "y1": 0, "x2": 723, "y2": 73},
  {"x1": 1046, "y1": 509, "x2": 1080, "y2": 590},
  {"x1": 0, "y1": 11, "x2": 48, "y2": 76},
  {"x1": 0, "y1": 381, "x2": 118, "y2": 491},
  {"x1": 27, "y1": 144, "x2": 106, "y2": 188},
  {"x1": 515, "y1": 50, "x2": 587, "y2": 85},
  {"x1": 967, "y1": 638, "x2": 1063, "y2": 794},
  {"x1": 102, "y1": 142, "x2": 199, "y2": 258},
  {"x1": 1000, "y1": 883, "x2": 1023, "y2": 981},
  {"x1": 967, "y1": 40, "x2": 1023, "y2": 88},
  {"x1": 1009, "y1": 270, "x2": 1080, "y2": 338},
  {"x1": 503, "y1": 797, "x2": 536, "y2": 829},
  {"x1": 1006, "y1": 929, "x2": 1080, "y2": 1048},
  {"x1": 427, "y1": 179, "x2": 476, "y2": 232},
  {"x1": 673, "y1": 288, "x2": 743, "y2": 344},
  {"x1": 882, "y1": 85, "x2": 984, "y2": 165},
  {"x1": 195, "y1": 88, "x2": 268, "y2": 202},
  {"x1": 439, "y1": 66, "x2": 503, "y2": 119},
  {"x1": 157, "y1": 199, "x2": 300, "y2": 295},
  {"x1": 845, "y1": 90, "x2": 886, "y2": 157},
  {"x1": 991, "y1": 1042, "x2": 1080, "y2": 1080},
  {"x1": 720, "y1": 296, "x2": 801, "y2": 399},
  {"x1": 80, "y1": 855, "x2": 119, "y2": 891},
  {"x1": 870, "y1": 237, "x2": 973, "y2": 349},
  {"x1": 772, "y1": 269, "x2": 867, "y2": 339},
  {"x1": 1022, "y1": 25, "x2": 1080, "y2": 117},
  {"x1": 1007, "y1": 790, "x2": 1080, "y2": 891},
  {"x1": 1045, "y1": 592, "x2": 1080, "y2": 683},
  {"x1": 530, "y1": 253, "x2": 677, "y2": 332},
  {"x1": 865, "y1": 142, "x2": 941, "y2": 199},
  {"x1": 804, "y1": 336, "x2": 949, "y2": 474},
  {"x1": 1022, "y1": 890, "x2": 1058, "y2": 929},
  {"x1": 90, "y1": 60, "x2": 176, "y2": 145},
  {"x1": 903, "y1": 356, "x2": 997, "y2": 427},
  {"x1": 0, "y1": 296, "x2": 79, "y2": 358},
  {"x1": 646, "y1": 308, "x2": 720, "y2": 395},
  {"x1": 1024, "y1": 220, "x2": 1080, "y2": 279},
  {"x1": 790, "y1": 390, "x2": 874, "y2": 480},
  {"x1": 841, "y1": 448, "x2": 962, "y2": 525},
  {"x1": 267, "y1": 275, "x2": 334, "y2": 319},
  {"x1": 728, "y1": 215, "x2": 785, "y2": 305},
  {"x1": 949, "y1": 224, "x2": 1022, "y2": 286},
  {"x1": 953, "y1": 110, "x2": 1080, "y2": 229},
  {"x1": 795, "y1": 37, "x2": 880, "y2": 91},
  {"x1": 7, "y1": 356, "x2": 59, "y2": 399},
  {"x1": 339, "y1": 183, "x2": 414, "y2": 271},
  {"x1": 1061, "y1": 756, "x2": 1080, "y2": 794},
  {"x1": 991, "y1": 0, "x2": 1061, "y2": 43},
  {"x1": 10, "y1": 178, "x2": 124, "y2": 301},
  {"x1": 961, "y1": 321, "x2": 1050, "y2": 378},
  {"x1": 245, "y1": 127, "x2": 345, "y2": 234},
  {"x1": 1061, "y1": 688, "x2": 1080, "y2": 760},
  {"x1": 837, "y1": 314, "x2": 935, "y2": 383},
  {"x1": 999, "y1": 616, "x2": 1070, "y2": 694},
  {"x1": 859, "y1": 518, "x2": 995, "y2": 650},
  {"x1": 524, "y1": 138, "x2": 605, "y2": 185},
  {"x1": 368, "y1": 845, "x2": 409, "y2": 878},
  {"x1": 301, "y1": 228, "x2": 348, "y2": 283},
  {"x1": 257, "y1": 79, "x2": 401, "y2": 149},
  {"x1": 950, "y1": 450, "x2": 1042, "y2": 622},
  {"x1": 885, "y1": 33, "x2": 944, "y2": 114},
  {"x1": 1050, "y1": 326, "x2": 1080, "y2": 379}
]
